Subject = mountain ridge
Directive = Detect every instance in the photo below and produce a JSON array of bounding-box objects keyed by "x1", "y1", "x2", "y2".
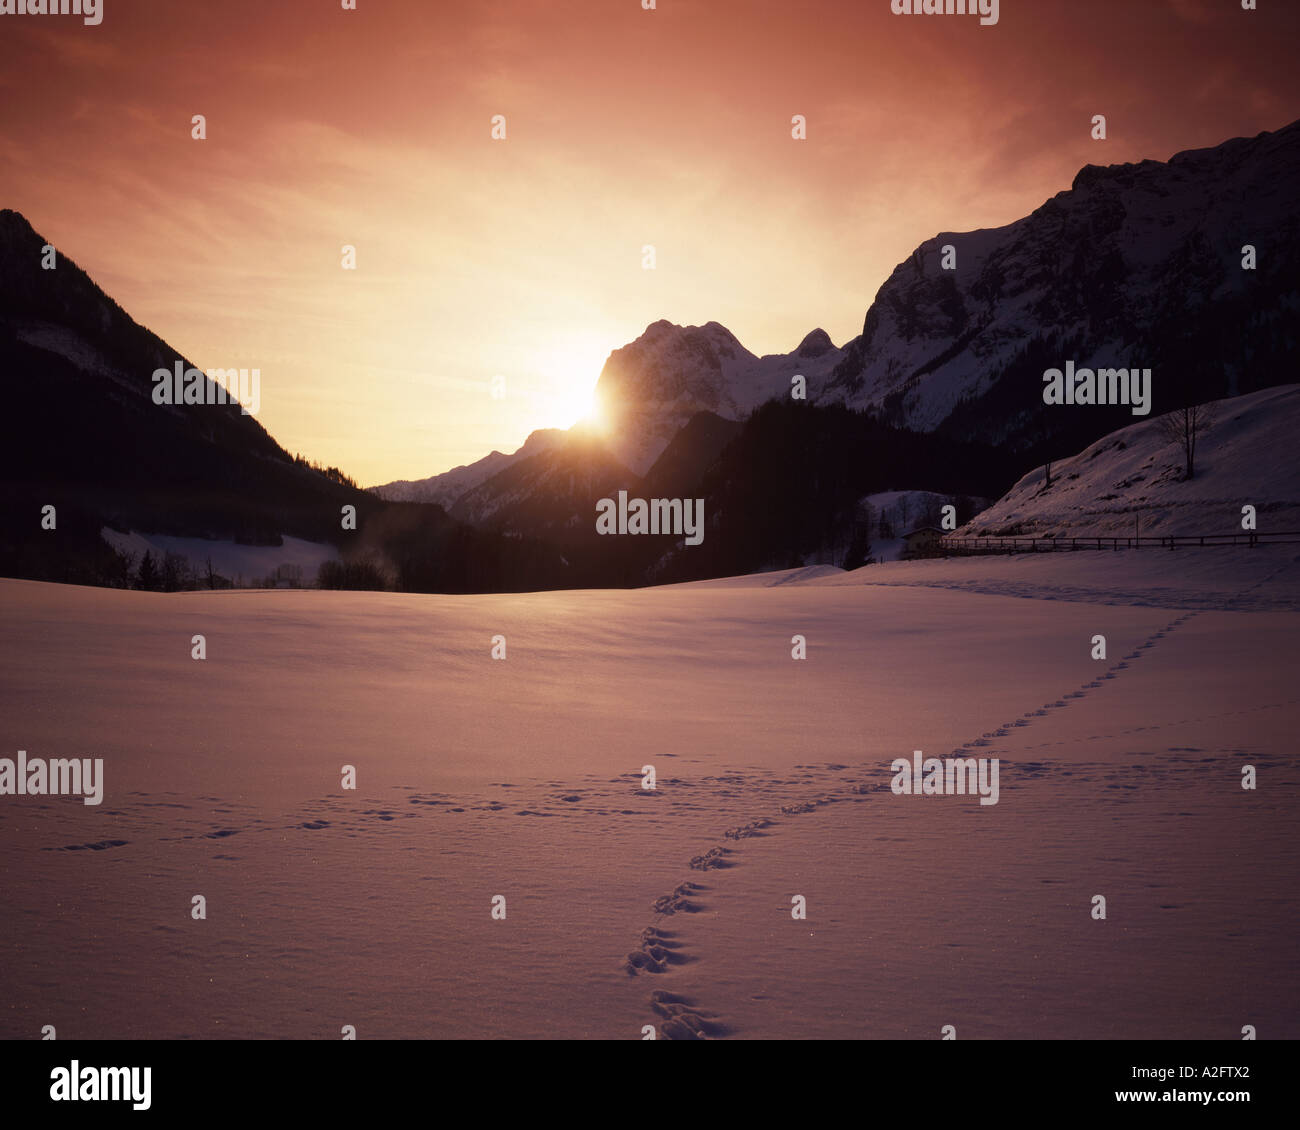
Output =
[{"x1": 375, "y1": 117, "x2": 1300, "y2": 517}]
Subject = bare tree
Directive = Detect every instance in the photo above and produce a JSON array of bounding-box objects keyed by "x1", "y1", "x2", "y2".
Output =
[
  {"x1": 1156, "y1": 402, "x2": 1215, "y2": 481},
  {"x1": 161, "y1": 551, "x2": 193, "y2": 592}
]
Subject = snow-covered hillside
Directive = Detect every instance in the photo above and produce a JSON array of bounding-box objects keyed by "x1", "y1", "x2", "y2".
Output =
[
  {"x1": 824, "y1": 120, "x2": 1300, "y2": 443},
  {"x1": 957, "y1": 385, "x2": 1300, "y2": 538}
]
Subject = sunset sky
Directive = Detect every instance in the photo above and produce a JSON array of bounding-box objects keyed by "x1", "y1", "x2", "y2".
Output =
[{"x1": 2, "y1": 0, "x2": 1297, "y2": 486}]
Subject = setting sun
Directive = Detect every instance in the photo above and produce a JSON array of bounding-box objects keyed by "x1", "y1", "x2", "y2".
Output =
[{"x1": 529, "y1": 333, "x2": 613, "y2": 431}]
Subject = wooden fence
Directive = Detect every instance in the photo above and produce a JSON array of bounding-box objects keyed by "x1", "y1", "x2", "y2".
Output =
[{"x1": 933, "y1": 531, "x2": 1300, "y2": 556}]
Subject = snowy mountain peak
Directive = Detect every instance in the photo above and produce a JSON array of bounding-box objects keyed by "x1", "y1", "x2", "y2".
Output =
[
  {"x1": 796, "y1": 328, "x2": 836, "y2": 358},
  {"x1": 594, "y1": 319, "x2": 844, "y2": 474}
]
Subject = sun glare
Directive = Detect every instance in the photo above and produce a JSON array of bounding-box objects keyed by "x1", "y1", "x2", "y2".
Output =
[{"x1": 530, "y1": 334, "x2": 612, "y2": 431}]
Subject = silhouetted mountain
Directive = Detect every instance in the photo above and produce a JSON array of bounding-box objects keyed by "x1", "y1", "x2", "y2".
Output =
[
  {"x1": 0, "y1": 210, "x2": 563, "y2": 591},
  {"x1": 371, "y1": 427, "x2": 567, "y2": 507},
  {"x1": 447, "y1": 426, "x2": 633, "y2": 535},
  {"x1": 0, "y1": 209, "x2": 379, "y2": 561}
]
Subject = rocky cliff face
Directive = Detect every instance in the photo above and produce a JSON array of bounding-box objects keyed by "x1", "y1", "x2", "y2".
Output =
[{"x1": 823, "y1": 120, "x2": 1300, "y2": 448}]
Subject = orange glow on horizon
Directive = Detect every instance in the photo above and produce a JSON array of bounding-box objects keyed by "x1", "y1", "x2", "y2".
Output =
[{"x1": 1, "y1": 1, "x2": 1297, "y2": 486}]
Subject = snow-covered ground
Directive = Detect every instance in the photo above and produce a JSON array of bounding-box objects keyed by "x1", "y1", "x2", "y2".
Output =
[
  {"x1": 100, "y1": 528, "x2": 339, "y2": 587},
  {"x1": 959, "y1": 384, "x2": 1300, "y2": 539},
  {"x1": 1, "y1": 548, "x2": 1296, "y2": 1039}
]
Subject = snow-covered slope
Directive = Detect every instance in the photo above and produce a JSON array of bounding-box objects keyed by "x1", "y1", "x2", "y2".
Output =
[
  {"x1": 824, "y1": 120, "x2": 1300, "y2": 445},
  {"x1": 5, "y1": 558, "x2": 1297, "y2": 1038},
  {"x1": 371, "y1": 427, "x2": 566, "y2": 508},
  {"x1": 956, "y1": 385, "x2": 1300, "y2": 538}
]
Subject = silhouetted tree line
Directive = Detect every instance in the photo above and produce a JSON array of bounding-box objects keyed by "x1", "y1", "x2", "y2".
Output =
[
  {"x1": 317, "y1": 558, "x2": 389, "y2": 590},
  {"x1": 1, "y1": 399, "x2": 1032, "y2": 594},
  {"x1": 293, "y1": 454, "x2": 357, "y2": 489},
  {"x1": 650, "y1": 401, "x2": 1023, "y2": 585}
]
